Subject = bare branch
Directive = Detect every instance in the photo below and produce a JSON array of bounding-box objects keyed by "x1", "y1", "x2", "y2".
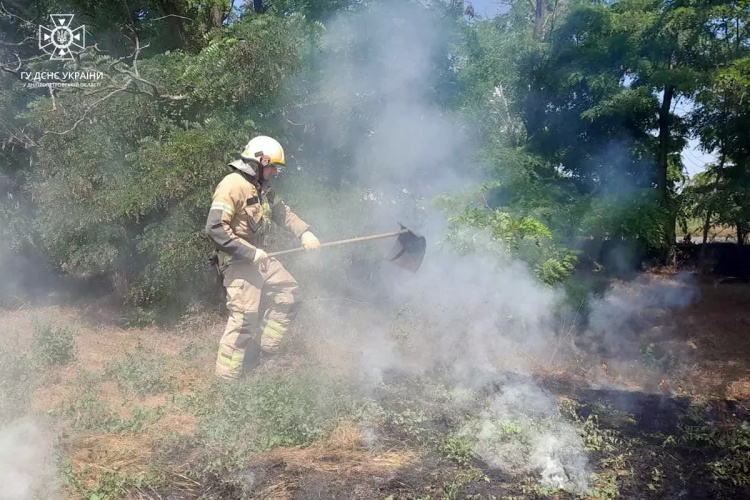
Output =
[
  {"x1": 148, "y1": 14, "x2": 195, "y2": 23},
  {"x1": 0, "y1": 53, "x2": 22, "y2": 74},
  {"x1": 0, "y1": 116, "x2": 39, "y2": 148},
  {"x1": 0, "y1": 2, "x2": 34, "y2": 27},
  {"x1": 0, "y1": 36, "x2": 35, "y2": 47},
  {"x1": 1, "y1": 53, "x2": 47, "y2": 76},
  {"x1": 110, "y1": 63, "x2": 187, "y2": 101},
  {"x1": 44, "y1": 85, "x2": 129, "y2": 136},
  {"x1": 49, "y1": 86, "x2": 56, "y2": 110}
]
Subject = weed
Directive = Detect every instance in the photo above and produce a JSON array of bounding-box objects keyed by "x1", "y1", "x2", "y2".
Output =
[
  {"x1": 0, "y1": 349, "x2": 34, "y2": 420},
  {"x1": 65, "y1": 395, "x2": 164, "y2": 433},
  {"x1": 104, "y1": 344, "x2": 170, "y2": 396},
  {"x1": 640, "y1": 343, "x2": 678, "y2": 373},
  {"x1": 581, "y1": 414, "x2": 621, "y2": 452},
  {"x1": 64, "y1": 461, "x2": 165, "y2": 500},
  {"x1": 520, "y1": 477, "x2": 563, "y2": 497},
  {"x1": 648, "y1": 466, "x2": 664, "y2": 491},
  {"x1": 678, "y1": 421, "x2": 750, "y2": 487},
  {"x1": 178, "y1": 368, "x2": 370, "y2": 465},
  {"x1": 122, "y1": 307, "x2": 157, "y2": 328},
  {"x1": 443, "y1": 468, "x2": 488, "y2": 500},
  {"x1": 560, "y1": 400, "x2": 622, "y2": 452},
  {"x1": 74, "y1": 370, "x2": 103, "y2": 396},
  {"x1": 32, "y1": 320, "x2": 76, "y2": 365},
  {"x1": 587, "y1": 471, "x2": 620, "y2": 499},
  {"x1": 180, "y1": 341, "x2": 201, "y2": 360},
  {"x1": 442, "y1": 433, "x2": 475, "y2": 464},
  {"x1": 381, "y1": 407, "x2": 440, "y2": 447}
]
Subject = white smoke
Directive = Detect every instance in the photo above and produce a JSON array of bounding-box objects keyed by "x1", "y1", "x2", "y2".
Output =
[
  {"x1": 291, "y1": 2, "x2": 592, "y2": 492},
  {"x1": 0, "y1": 418, "x2": 59, "y2": 500},
  {"x1": 287, "y1": 1, "x2": 701, "y2": 494},
  {"x1": 583, "y1": 272, "x2": 698, "y2": 357},
  {"x1": 459, "y1": 382, "x2": 589, "y2": 493}
]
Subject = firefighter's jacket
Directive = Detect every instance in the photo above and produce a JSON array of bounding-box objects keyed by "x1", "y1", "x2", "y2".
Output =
[{"x1": 205, "y1": 164, "x2": 310, "y2": 262}]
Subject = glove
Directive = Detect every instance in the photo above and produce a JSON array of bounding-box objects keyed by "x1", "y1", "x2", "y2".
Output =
[
  {"x1": 252, "y1": 248, "x2": 268, "y2": 264},
  {"x1": 301, "y1": 231, "x2": 320, "y2": 250}
]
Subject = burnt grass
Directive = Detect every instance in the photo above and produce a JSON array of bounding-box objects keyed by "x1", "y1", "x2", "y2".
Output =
[{"x1": 143, "y1": 372, "x2": 750, "y2": 500}]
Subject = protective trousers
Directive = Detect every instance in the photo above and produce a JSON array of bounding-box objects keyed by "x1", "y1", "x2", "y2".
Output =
[{"x1": 215, "y1": 258, "x2": 303, "y2": 380}]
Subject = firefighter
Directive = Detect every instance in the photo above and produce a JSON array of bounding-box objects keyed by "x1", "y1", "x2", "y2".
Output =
[{"x1": 205, "y1": 135, "x2": 320, "y2": 380}]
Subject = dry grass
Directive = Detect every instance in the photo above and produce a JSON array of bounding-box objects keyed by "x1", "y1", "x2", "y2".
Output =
[
  {"x1": 252, "y1": 420, "x2": 415, "y2": 475},
  {"x1": 5, "y1": 276, "x2": 750, "y2": 499},
  {"x1": 66, "y1": 432, "x2": 154, "y2": 489}
]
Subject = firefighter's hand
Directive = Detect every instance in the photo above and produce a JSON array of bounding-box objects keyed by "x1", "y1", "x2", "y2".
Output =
[
  {"x1": 301, "y1": 231, "x2": 320, "y2": 250},
  {"x1": 252, "y1": 248, "x2": 269, "y2": 264}
]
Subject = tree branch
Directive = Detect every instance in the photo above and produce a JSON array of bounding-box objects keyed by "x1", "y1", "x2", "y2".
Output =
[
  {"x1": 44, "y1": 85, "x2": 130, "y2": 136},
  {"x1": 0, "y1": 2, "x2": 35, "y2": 27}
]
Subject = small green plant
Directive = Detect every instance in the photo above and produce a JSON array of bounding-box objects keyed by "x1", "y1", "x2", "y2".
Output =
[
  {"x1": 581, "y1": 414, "x2": 621, "y2": 452},
  {"x1": 122, "y1": 307, "x2": 157, "y2": 328},
  {"x1": 442, "y1": 433, "x2": 475, "y2": 464},
  {"x1": 65, "y1": 395, "x2": 164, "y2": 433},
  {"x1": 104, "y1": 345, "x2": 170, "y2": 396},
  {"x1": 64, "y1": 462, "x2": 166, "y2": 500},
  {"x1": 560, "y1": 401, "x2": 622, "y2": 453},
  {"x1": 32, "y1": 320, "x2": 76, "y2": 365},
  {"x1": 443, "y1": 468, "x2": 489, "y2": 500},
  {"x1": 0, "y1": 348, "x2": 34, "y2": 419},
  {"x1": 678, "y1": 421, "x2": 750, "y2": 487},
  {"x1": 179, "y1": 341, "x2": 201, "y2": 360},
  {"x1": 519, "y1": 477, "x2": 563, "y2": 497},
  {"x1": 382, "y1": 407, "x2": 439, "y2": 447},
  {"x1": 648, "y1": 466, "x2": 664, "y2": 491},
  {"x1": 587, "y1": 471, "x2": 620, "y2": 499},
  {"x1": 179, "y1": 368, "x2": 368, "y2": 461},
  {"x1": 640, "y1": 343, "x2": 678, "y2": 373}
]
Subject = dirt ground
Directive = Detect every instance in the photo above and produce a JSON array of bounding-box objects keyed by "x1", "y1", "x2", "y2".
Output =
[{"x1": 2, "y1": 272, "x2": 750, "y2": 499}]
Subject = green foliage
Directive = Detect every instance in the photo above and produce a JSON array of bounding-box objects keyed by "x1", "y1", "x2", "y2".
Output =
[
  {"x1": 0, "y1": 348, "x2": 34, "y2": 420},
  {"x1": 678, "y1": 421, "x2": 750, "y2": 487},
  {"x1": 586, "y1": 471, "x2": 621, "y2": 499},
  {"x1": 443, "y1": 468, "x2": 489, "y2": 500},
  {"x1": 639, "y1": 343, "x2": 678, "y2": 373},
  {"x1": 32, "y1": 321, "x2": 77, "y2": 366},
  {"x1": 439, "y1": 201, "x2": 579, "y2": 286},
  {"x1": 65, "y1": 395, "x2": 165, "y2": 433},
  {"x1": 64, "y1": 461, "x2": 165, "y2": 500},
  {"x1": 442, "y1": 433, "x2": 475, "y2": 464},
  {"x1": 179, "y1": 369, "x2": 369, "y2": 458},
  {"x1": 559, "y1": 399, "x2": 623, "y2": 452},
  {"x1": 2, "y1": 0, "x2": 750, "y2": 314},
  {"x1": 103, "y1": 345, "x2": 171, "y2": 396}
]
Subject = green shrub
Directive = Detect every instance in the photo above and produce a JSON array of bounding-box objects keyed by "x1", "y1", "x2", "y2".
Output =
[
  {"x1": 64, "y1": 395, "x2": 165, "y2": 433},
  {"x1": 32, "y1": 321, "x2": 76, "y2": 365},
  {"x1": 103, "y1": 345, "x2": 170, "y2": 396},
  {"x1": 180, "y1": 368, "x2": 370, "y2": 457},
  {"x1": 0, "y1": 349, "x2": 34, "y2": 420}
]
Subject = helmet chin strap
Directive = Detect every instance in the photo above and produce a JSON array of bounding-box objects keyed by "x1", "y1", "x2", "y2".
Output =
[{"x1": 254, "y1": 154, "x2": 271, "y2": 185}]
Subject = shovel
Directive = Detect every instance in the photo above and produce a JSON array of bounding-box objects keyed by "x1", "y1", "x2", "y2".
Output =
[{"x1": 267, "y1": 223, "x2": 426, "y2": 272}]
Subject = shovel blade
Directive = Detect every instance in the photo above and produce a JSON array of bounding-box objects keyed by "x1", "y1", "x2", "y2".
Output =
[{"x1": 385, "y1": 225, "x2": 426, "y2": 272}]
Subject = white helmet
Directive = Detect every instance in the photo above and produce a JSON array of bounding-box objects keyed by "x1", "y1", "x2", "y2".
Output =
[{"x1": 240, "y1": 135, "x2": 285, "y2": 165}]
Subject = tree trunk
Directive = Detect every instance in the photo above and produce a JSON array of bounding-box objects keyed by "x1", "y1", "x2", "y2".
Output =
[
  {"x1": 702, "y1": 210, "x2": 712, "y2": 244},
  {"x1": 737, "y1": 221, "x2": 745, "y2": 245},
  {"x1": 658, "y1": 84, "x2": 676, "y2": 264},
  {"x1": 156, "y1": 0, "x2": 188, "y2": 50},
  {"x1": 533, "y1": 0, "x2": 545, "y2": 40},
  {"x1": 210, "y1": 5, "x2": 225, "y2": 28}
]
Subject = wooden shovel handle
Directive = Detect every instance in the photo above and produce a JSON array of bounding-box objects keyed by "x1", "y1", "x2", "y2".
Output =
[{"x1": 267, "y1": 229, "x2": 410, "y2": 258}]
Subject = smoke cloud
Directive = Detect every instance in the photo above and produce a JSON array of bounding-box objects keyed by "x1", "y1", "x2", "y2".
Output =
[
  {"x1": 289, "y1": 1, "x2": 594, "y2": 491},
  {"x1": 0, "y1": 418, "x2": 59, "y2": 499},
  {"x1": 286, "y1": 2, "x2": 700, "y2": 492}
]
